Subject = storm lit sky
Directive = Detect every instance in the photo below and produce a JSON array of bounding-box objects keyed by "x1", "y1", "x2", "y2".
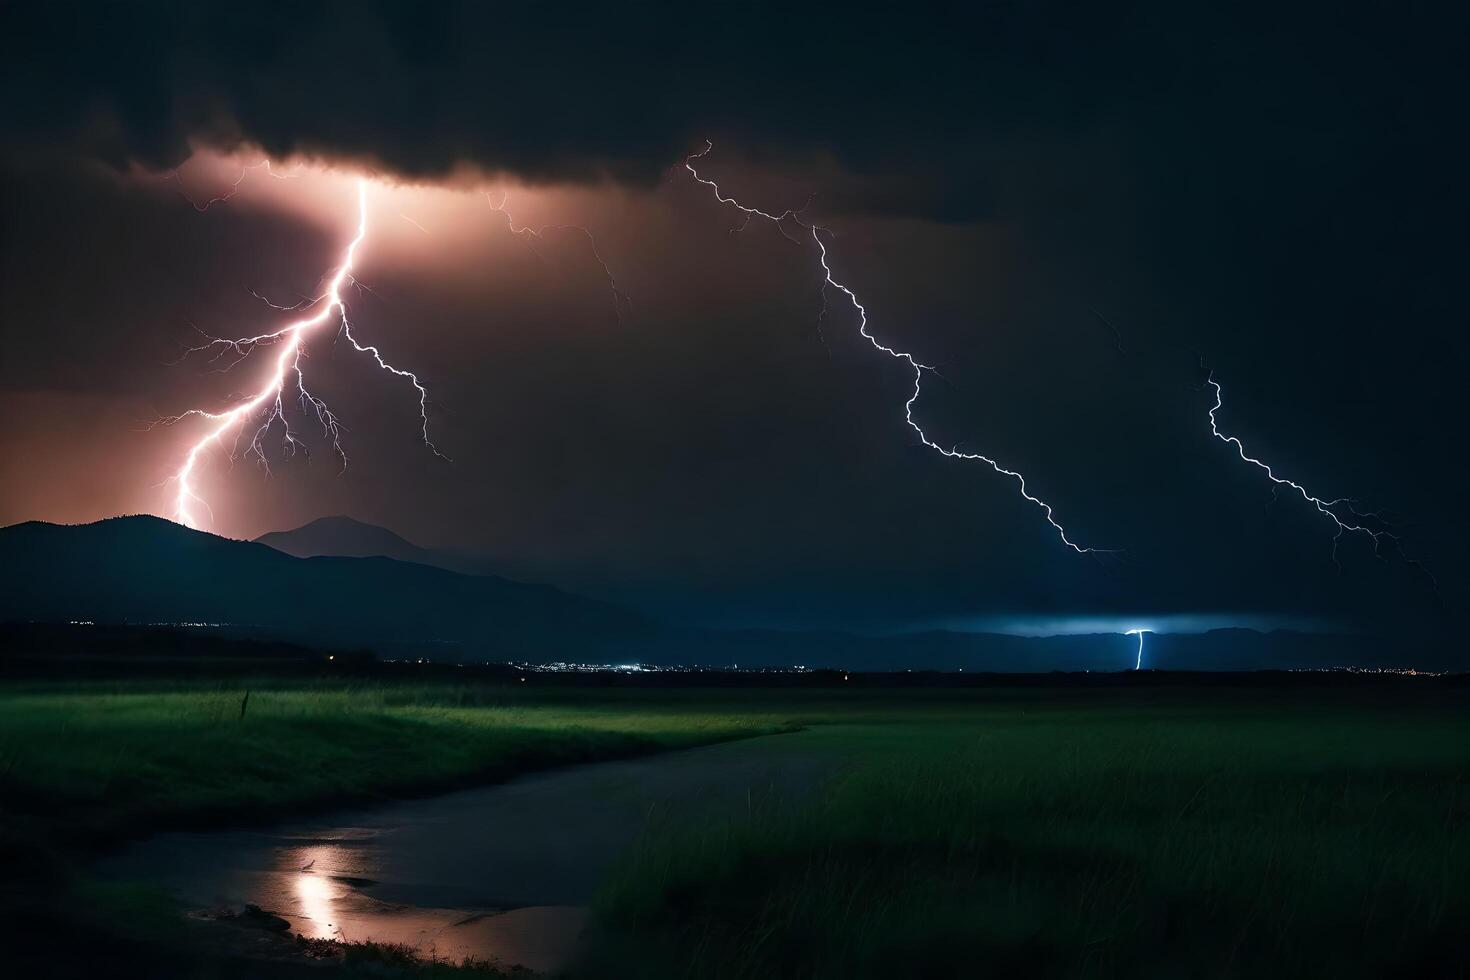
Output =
[{"x1": 1, "y1": 2, "x2": 1464, "y2": 638}]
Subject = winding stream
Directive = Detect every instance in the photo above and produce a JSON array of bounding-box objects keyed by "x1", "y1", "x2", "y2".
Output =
[{"x1": 95, "y1": 731, "x2": 837, "y2": 973}]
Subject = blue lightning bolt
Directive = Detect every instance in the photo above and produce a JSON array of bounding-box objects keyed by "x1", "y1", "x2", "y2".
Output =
[
  {"x1": 1205, "y1": 370, "x2": 1431, "y2": 583},
  {"x1": 1125, "y1": 628, "x2": 1150, "y2": 670},
  {"x1": 685, "y1": 143, "x2": 1111, "y2": 555}
]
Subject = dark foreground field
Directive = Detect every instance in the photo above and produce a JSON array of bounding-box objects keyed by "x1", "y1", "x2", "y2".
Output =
[{"x1": 2, "y1": 677, "x2": 1467, "y2": 978}]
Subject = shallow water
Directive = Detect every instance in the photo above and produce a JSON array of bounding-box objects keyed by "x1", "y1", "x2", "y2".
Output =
[{"x1": 95, "y1": 732, "x2": 833, "y2": 973}]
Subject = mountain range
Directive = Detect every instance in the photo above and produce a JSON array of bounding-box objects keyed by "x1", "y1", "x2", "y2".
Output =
[
  {"x1": 0, "y1": 516, "x2": 645, "y2": 655},
  {"x1": 0, "y1": 515, "x2": 1424, "y2": 671}
]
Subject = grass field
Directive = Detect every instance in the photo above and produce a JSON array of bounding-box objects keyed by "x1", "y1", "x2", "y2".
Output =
[
  {"x1": 584, "y1": 692, "x2": 1470, "y2": 979},
  {"x1": 1, "y1": 679, "x2": 1467, "y2": 977},
  {"x1": 0, "y1": 681, "x2": 792, "y2": 849}
]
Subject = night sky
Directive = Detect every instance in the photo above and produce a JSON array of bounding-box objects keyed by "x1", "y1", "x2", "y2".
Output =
[{"x1": 1, "y1": 2, "x2": 1465, "y2": 641}]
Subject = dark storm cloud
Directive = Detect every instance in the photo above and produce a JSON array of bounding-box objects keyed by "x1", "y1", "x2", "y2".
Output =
[
  {"x1": 5, "y1": 2, "x2": 1466, "y2": 222},
  {"x1": 3, "y1": 1, "x2": 1168, "y2": 219}
]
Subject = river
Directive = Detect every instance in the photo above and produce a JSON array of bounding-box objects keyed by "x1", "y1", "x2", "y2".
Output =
[{"x1": 95, "y1": 731, "x2": 838, "y2": 973}]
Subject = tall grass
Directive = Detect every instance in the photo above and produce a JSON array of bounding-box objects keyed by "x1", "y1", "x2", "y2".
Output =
[
  {"x1": 586, "y1": 698, "x2": 1470, "y2": 979},
  {"x1": 0, "y1": 681, "x2": 790, "y2": 849}
]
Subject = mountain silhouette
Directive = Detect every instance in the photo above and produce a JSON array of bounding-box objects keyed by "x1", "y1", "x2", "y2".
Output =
[
  {"x1": 255, "y1": 515, "x2": 470, "y2": 570},
  {"x1": 0, "y1": 516, "x2": 646, "y2": 654}
]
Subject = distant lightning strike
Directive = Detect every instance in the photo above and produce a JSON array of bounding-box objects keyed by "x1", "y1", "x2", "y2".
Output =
[
  {"x1": 164, "y1": 177, "x2": 441, "y2": 530},
  {"x1": 1125, "y1": 628, "x2": 1149, "y2": 669},
  {"x1": 1205, "y1": 371, "x2": 1430, "y2": 581},
  {"x1": 685, "y1": 143, "x2": 1109, "y2": 554}
]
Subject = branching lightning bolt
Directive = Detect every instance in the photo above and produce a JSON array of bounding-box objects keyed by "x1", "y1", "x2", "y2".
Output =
[
  {"x1": 685, "y1": 143, "x2": 1110, "y2": 555},
  {"x1": 163, "y1": 177, "x2": 442, "y2": 530},
  {"x1": 1205, "y1": 369, "x2": 1432, "y2": 583}
]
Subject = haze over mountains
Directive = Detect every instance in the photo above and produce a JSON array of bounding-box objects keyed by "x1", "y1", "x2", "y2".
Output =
[
  {"x1": 255, "y1": 516, "x2": 489, "y2": 575},
  {"x1": 0, "y1": 516, "x2": 1428, "y2": 672}
]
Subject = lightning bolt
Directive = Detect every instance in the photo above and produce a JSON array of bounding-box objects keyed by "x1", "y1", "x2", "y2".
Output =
[
  {"x1": 1125, "y1": 628, "x2": 1149, "y2": 670},
  {"x1": 1205, "y1": 370, "x2": 1431, "y2": 582},
  {"x1": 163, "y1": 177, "x2": 442, "y2": 530},
  {"x1": 485, "y1": 191, "x2": 629, "y2": 321},
  {"x1": 684, "y1": 143, "x2": 1110, "y2": 555},
  {"x1": 168, "y1": 159, "x2": 295, "y2": 212}
]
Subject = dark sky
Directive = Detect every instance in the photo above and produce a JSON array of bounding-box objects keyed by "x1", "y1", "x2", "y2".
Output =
[{"x1": 1, "y1": 1, "x2": 1465, "y2": 639}]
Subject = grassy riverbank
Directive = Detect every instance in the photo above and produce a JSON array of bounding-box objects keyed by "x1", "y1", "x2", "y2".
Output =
[
  {"x1": 0, "y1": 681, "x2": 791, "y2": 849},
  {"x1": 0, "y1": 680, "x2": 792, "y2": 977}
]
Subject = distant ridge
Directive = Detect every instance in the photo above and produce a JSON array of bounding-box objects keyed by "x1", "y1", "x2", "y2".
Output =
[
  {"x1": 0, "y1": 516, "x2": 646, "y2": 653},
  {"x1": 255, "y1": 515, "x2": 467, "y2": 571}
]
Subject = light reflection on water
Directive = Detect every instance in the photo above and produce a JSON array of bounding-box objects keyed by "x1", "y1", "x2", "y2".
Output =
[
  {"x1": 292, "y1": 867, "x2": 342, "y2": 940},
  {"x1": 257, "y1": 835, "x2": 590, "y2": 968},
  {"x1": 285, "y1": 841, "x2": 364, "y2": 940},
  {"x1": 97, "y1": 823, "x2": 591, "y2": 971}
]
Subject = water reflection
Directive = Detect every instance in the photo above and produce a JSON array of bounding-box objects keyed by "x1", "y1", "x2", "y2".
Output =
[
  {"x1": 285, "y1": 840, "x2": 371, "y2": 941},
  {"x1": 247, "y1": 831, "x2": 589, "y2": 970},
  {"x1": 292, "y1": 865, "x2": 342, "y2": 940},
  {"x1": 278, "y1": 836, "x2": 587, "y2": 970}
]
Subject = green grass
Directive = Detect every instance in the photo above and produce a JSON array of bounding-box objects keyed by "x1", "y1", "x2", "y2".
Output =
[
  {"x1": 0, "y1": 681, "x2": 791, "y2": 849},
  {"x1": 582, "y1": 692, "x2": 1470, "y2": 979}
]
